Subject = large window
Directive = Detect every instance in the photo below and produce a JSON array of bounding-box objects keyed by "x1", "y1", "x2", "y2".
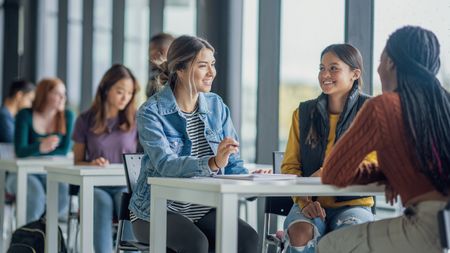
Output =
[
  {"x1": 241, "y1": 0, "x2": 259, "y2": 162},
  {"x1": 37, "y1": 0, "x2": 58, "y2": 79},
  {"x1": 66, "y1": 0, "x2": 83, "y2": 111},
  {"x1": 164, "y1": 0, "x2": 196, "y2": 36},
  {"x1": 373, "y1": 0, "x2": 450, "y2": 95},
  {"x1": 92, "y1": 0, "x2": 112, "y2": 93},
  {"x1": 124, "y1": 0, "x2": 149, "y2": 105},
  {"x1": 279, "y1": 0, "x2": 344, "y2": 150}
]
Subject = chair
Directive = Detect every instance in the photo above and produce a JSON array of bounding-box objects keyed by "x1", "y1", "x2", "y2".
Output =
[
  {"x1": 262, "y1": 151, "x2": 293, "y2": 253},
  {"x1": 115, "y1": 153, "x2": 149, "y2": 252},
  {"x1": 438, "y1": 200, "x2": 450, "y2": 253}
]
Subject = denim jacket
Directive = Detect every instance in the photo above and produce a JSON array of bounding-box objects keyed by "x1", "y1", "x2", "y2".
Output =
[{"x1": 129, "y1": 85, "x2": 247, "y2": 220}]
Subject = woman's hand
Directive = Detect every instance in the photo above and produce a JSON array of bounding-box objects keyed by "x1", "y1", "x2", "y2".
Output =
[
  {"x1": 91, "y1": 157, "x2": 110, "y2": 167},
  {"x1": 311, "y1": 167, "x2": 323, "y2": 177},
  {"x1": 212, "y1": 137, "x2": 240, "y2": 170},
  {"x1": 301, "y1": 200, "x2": 326, "y2": 220},
  {"x1": 39, "y1": 135, "x2": 60, "y2": 153},
  {"x1": 384, "y1": 182, "x2": 398, "y2": 205}
]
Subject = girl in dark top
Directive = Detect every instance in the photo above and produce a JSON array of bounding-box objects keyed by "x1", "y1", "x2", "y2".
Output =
[
  {"x1": 7, "y1": 78, "x2": 73, "y2": 222},
  {"x1": 72, "y1": 64, "x2": 139, "y2": 253}
]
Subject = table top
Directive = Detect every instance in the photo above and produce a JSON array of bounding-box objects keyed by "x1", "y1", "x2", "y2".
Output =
[
  {"x1": 45, "y1": 163, "x2": 124, "y2": 176},
  {"x1": 148, "y1": 177, "x2": 384, "y2": 196},
  {"x1": 0, "y1": 156, "x2": 73, "y2": 168}
]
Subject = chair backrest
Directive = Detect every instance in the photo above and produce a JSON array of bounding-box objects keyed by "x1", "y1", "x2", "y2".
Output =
[
  {"x1": 265, "y1": 151, "x2": 292, "y2": 216},
  {"x1": 272, "y1": 151, "x2": 284, "y2": 174},
  {"x1": 122, "y1": 153, "x2": 144, "y2": 194},
  {"x1": 438, "y1": 201, "x2": 450, "y2": 250}
]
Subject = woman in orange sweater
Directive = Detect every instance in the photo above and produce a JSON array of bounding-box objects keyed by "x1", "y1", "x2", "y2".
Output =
[
  {"x1": 318, "y1": 26, "x2": 450, "y2": 253},
  {"x1": 281, "y1": 44, "x2": 377, "y2": 253}
]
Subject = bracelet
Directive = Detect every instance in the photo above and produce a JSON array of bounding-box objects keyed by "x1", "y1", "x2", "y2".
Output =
[{"x1": 213, "y1": 157, "x2": 222, "y2": 170}]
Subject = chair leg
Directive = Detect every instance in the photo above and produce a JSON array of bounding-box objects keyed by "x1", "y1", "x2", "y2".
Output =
[{"x1": 115, "y1": 220, "x2": 125, "y2": 253}]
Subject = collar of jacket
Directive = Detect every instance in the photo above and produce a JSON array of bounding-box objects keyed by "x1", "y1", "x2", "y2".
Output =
[
  {"x1": 156, "y1": 85, "x2": 210, "y2": 116},
  {"x1": 315, "y1": 84, "x2": 361, "y2": 122}
]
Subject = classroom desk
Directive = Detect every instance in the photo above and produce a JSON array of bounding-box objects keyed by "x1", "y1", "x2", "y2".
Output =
[
  {"x1": 148, "y1": 177, "x2": 384, "y2": 253},
  {"x1": 45, "y1": 164, "x2": 125, "y2": 253},
  {"x1": 0, "y1": 156, "x2": 72, "y2": 251}
]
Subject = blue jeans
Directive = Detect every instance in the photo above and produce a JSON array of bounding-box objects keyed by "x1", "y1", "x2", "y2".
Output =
[
  {"x1": 5, "y1": 173, "x2": 69, "y2": 222},
  {"x1": 93, "y1": 186, "x2": 136, "y2": 253},
  {"x1": 283, "y1": 204, "x2": 374, "y2": 253}
]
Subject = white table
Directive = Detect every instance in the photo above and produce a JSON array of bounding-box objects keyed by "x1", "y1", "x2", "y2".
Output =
[
  {"x1": 45, "y1": 164, "x2": 126, "y2": 253},
  {"x1": 148, "y1": 177, "x2": 384, "y2": 253},
  {"x1": 0, "y1": 156, "x2": 72, "y2": 251}
]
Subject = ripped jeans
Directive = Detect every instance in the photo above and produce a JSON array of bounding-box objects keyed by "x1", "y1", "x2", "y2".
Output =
[{"x1": 283, "y1": 204, "x2": 373, "y2": 253}]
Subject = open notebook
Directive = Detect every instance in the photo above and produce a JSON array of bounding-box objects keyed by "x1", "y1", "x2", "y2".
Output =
[{"x1": 213, "y1": 173, "x2": 298, "y2": 181}]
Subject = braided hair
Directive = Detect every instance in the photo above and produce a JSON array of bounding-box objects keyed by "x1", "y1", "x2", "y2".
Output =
[{"x1": 385, "y1": 26, "x2": 450, "y2": 195}]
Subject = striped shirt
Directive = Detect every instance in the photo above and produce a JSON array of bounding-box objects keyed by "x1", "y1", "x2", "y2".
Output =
[{"x1": 131, "y1": 108, "x2": 214, "y2": 222}]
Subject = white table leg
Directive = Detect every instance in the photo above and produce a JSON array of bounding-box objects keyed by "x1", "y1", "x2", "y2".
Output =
[
  {"x1": 16, "y1": 169, "x2": 28, "y2": 227},
  {"x1": 216, "y1": 193, "x2": 238, "y2": 253},
  {"x1": 80, "y1": 178, "x2": 94, "y2": 252},
  {"x1": 150, "y1": 186, "x2": 167, "y2": 253},
  {"x1": 45, "y1": 177, "x2": 59, "y2": 253},
  {"x1": 0, "y1": 170, "x2": 5, "y2": 251}
]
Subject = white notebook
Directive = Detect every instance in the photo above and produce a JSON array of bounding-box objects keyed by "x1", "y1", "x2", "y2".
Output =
[{"x1": 213, "y1": 173, "x2": 297, "y2": 181}]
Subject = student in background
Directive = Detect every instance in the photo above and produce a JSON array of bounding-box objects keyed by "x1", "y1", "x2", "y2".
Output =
[
  {"x1": 318, "y1": 26, "x2": 450, "y2": 253},
  {"x1": 72, "y1": 64, "x2": 139, "y2": 253},
  {"x1": 7, "y1": 78, "x2": 73, "y2": 222},
  {"x1": 281, "y1": 44, "x2": 377, "y2": 253},
  {"x1": 146, "y1": 32, "x2": 175, "y2": 98},
  {"x1": 0, "y1": 79, "x2": 35, "y2": 143},
  {"x1": 129, "y1": 35, "x2": 258, "y2": 253}
]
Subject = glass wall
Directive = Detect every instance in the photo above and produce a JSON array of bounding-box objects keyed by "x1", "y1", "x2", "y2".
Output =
[
  {"x1": 124, "y1": 0, "x2": 149, "y2": 105},
  {"x1": 37, "y1": 0, "x2": 58, "y2": 79},
  {"x1": 164, "y1": 0, "x2": 196, "y2": 36},
  {"x1": 241, "y1": 0, "x2": 259, "y2": 162},
  {"x1": 66, "y1": 0, "x2": 83, "y2": 111},
  {"x1": 373, "y1": 0, "x2": 450, "y2": 95},
  {"x1": 279, "y1": 0, "x2": 344, "y2": 150},
  {"x1": 92, "y1": 0, "x2": 112, "y2": 94}
]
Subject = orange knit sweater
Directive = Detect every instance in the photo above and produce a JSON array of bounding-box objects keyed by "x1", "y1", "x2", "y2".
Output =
[{"x1": 322, "y1": 92, "x2": 435, "y2": 206}]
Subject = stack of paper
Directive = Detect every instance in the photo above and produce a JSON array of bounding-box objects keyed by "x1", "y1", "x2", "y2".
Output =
[{"x1": 213, "y1": 174, "x2": 297, "y2": 181}]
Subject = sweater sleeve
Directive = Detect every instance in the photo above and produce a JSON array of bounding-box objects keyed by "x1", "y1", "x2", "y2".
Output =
[
  {"x1": 322, "y1": 99, "x2": 385, "y2": 186},
  {"x1": 48, "y1": 110, "x2": 74, "y2": 156},
  {"x1": 14, "y1": 109, "x2": 41, "y2": 157}
]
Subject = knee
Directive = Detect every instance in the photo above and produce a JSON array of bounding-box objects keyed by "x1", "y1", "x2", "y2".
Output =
[
  {"x1": 238, "y1": 226, "x2": 259, "y2": 253},
  {"x1": 287, "y1": 222, "x2": 314, "y2": 247},
  {"x1": 182, "y1": 233, "x2": 209, "y2": 253}
]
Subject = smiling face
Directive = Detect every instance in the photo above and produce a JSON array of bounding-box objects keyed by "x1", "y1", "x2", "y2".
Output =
[
  {"x1": 47, "y1": 82, "x2": 66, "y2": 111},
  {"x1": 318, "y1": 52, "x2": 360, "y2": 97},
  {"x1": 178, "y1": 48, "x2": 216, "y2": 94},
  {"x1": 106, "y1": 78, "x2": 134, "y2": 112}
]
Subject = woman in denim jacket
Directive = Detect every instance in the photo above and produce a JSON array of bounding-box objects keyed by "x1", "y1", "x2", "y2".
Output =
[{"x1": 129, "y1": 35, "x2": 258, "y2": 253}]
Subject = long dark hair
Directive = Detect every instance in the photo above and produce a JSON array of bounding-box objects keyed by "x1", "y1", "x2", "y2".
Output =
[
  {"x1": 386, "y1": 26, "x2": 450, "y2": 195},
  {"x1": 149, "y1": 35, "x2": 214, "y2": 95},
  {"x1": 90, "y1": 64, "x2": 140, "y2": 134},
  {"x1": 306, "y1": 44, "x2": 364, "y2": 147}
]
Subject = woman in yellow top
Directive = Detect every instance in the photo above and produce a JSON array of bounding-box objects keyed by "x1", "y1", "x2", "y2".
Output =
[{"x1": 281, "y1": 44, "x2": 378, "y2": 253}]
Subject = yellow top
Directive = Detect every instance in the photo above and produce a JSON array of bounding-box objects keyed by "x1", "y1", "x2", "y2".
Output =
[{"x1": 281, "y1": 108, "x2": 377, "y2": 209}]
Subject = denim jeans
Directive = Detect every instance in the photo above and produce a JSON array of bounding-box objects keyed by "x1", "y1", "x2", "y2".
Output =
[
  {"x1": 5, "y1": 173, "x2": 69, "y2": 222},
  {"x1": 93, "y1": 186, "x2": 136, "y2": 253},
  {"x1": 283, "y1": 204, "x2": 374, "y2": 253}
]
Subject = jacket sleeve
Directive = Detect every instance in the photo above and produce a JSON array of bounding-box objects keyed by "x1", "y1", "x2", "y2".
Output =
[
  {"x1": 137, "y1": 106, "x2": 212, "y2": 178},
  {"x1": 14, "y1": 109, "x2": 41, "y2": 157},
  {"x1": 322, "y1": 99, "x2": 385, "y2": 186},
  {"x1": 220, "y1": 102, "x2": 247, "y2": 175}
]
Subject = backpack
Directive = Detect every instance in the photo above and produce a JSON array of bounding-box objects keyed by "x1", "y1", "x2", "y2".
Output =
[{"x1": 7, "y1": 217, "x2": 67, "y2": 253}]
